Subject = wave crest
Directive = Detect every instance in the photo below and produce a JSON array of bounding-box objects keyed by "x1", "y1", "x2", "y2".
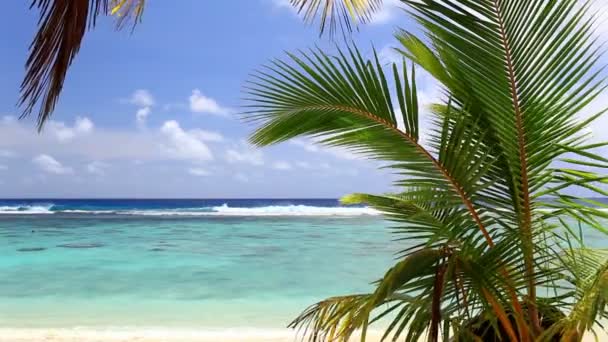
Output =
[
  {"x1": 0, "y1": 204, "x2": 54, "y2": 214},
  {"x1": 119, "y1": 204, "x2": 378, "y2": 217},
  {"x1": 208, "y1": 203, "x2": 379, "y2": 216},
  {"x1": 0, "y1": 203, "x2": 379, "y2": 217}
]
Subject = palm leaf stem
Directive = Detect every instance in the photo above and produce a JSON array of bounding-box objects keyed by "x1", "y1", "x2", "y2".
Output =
[
  {"x1": 482, "y1": 287, "x2": 519, "y2": 342},
  {"x1": 307, "y1": 103, "x2": 496, "y2": 247},
  {"x1": 492, "y1": 0, "x2": 539, "y2": 334}
]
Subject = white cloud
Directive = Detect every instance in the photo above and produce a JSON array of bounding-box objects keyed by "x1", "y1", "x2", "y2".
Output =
[
  {"x1": 129, "y1": 89, "x2": 155, "y2": 127},
  {"x1": 86, "y1": 161, "x2": 108, "y2": 176},
  {"x1": 160, "y1": 120, "x2": 214, "y2": 162},
  {"x1": 189, "y1": 129, "x2": 224, "y2": 142},
  {"x1": 273, "y1": 161, "x2": 292, "y2": 170},
  {"x1": 225, "y1": 142, "x2": 264, "y2": 165},
  {"x1": 0, "y1": 118, "x2": 225, "y2": 163},
  {"x1": 33, "y1": 154, "x2": 73, "y2": 175},
  {"x1": 188, "y1": 167, "x2": 211, "y2": 176},
  {"x1": 47, "y1": 122, "x2": 76, "y2": 142},
  {"x1": 75, "y1": 117, "x2": 94, "y2": 133},
  {"x1": 136, "y1": 107, "x2": 151, "y2": 126},
  {"x1": 189, "y1": 89, "x2": 231, "y2": 116},
  {"x1": 46, "y1": 117, "x2": 94, "y2": 142},
  {"x1": 130, "y1": 89, "x2": 155, "y2": 107}
]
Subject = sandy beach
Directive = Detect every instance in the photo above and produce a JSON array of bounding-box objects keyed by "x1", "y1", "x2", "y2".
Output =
[
  {"x1": 0, "y1": 328, "x2": 373, "y2": 342},
  {"x1": 2, "y1": 328, "x2": 606, "y2": 342}
]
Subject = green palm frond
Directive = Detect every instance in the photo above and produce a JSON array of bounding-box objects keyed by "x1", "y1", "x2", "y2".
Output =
[
  {"x1": 289, "y1": 248, "x2": 449, "y2": 341},
  {"x1": 288, "y1": 0, "x2": 383, "y2": 35},
  {"x1": 245, "y1": 46, "x2": 501, "y2": 250},
  {"x1": 542, "y1": 249, "x2": 608, "y2": 340},
  {"x1": 21, "y1": 0, "x2": 145, "y2": 129},
  {"x1": 289, "y1": 294, "x2": 374, "y2": 341}
]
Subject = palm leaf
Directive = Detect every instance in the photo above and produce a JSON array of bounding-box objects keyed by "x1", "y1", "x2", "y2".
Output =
[
  {"x1": 288, "y1": 0, "x2": 383, "y2": 35},
  {"x1": 245, "y1": 46, "x2": 499, "y2": 250},
  {"x1": 21, "y1": 0, "x2": 145, "y2": 129},
  {"x1": 542, "y1": 249, "x2": 608, "y2": 340}
]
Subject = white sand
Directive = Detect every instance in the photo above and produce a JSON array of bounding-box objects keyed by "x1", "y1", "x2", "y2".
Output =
[
  {"x1": 0, "y1": 328, "x2": 377, "y2": 342},
  {"x1": 1, "y1": 327, "x2": 605, "y2": 341}
]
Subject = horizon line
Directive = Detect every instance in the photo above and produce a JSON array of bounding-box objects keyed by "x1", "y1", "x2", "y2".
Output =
[{"x1": 0, "y1": 197, "x2": 343, "y2": 200}]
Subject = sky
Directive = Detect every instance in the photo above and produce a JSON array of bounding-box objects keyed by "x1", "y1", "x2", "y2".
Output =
[{"x1": 0, "y1": 1, "x2": 607, "y2": 198}]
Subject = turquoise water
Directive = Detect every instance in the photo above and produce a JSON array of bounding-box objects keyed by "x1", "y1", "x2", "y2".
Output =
[
  {"x1": 0, "y1": 210, "x2": 397, "y2": 329},
  {"x1": 3, "y1": 199, "x2": 606, "y2": 334}
]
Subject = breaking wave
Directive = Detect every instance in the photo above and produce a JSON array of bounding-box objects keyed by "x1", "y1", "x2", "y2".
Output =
[
  {"x1": 0, "y1": 204, "x2": 55, "y2": 214},
  {"x1": 0, "y1": 203, "x2": 379, "y2": 217}
]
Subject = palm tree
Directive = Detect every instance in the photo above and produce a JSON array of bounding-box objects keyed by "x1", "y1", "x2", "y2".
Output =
[{"x1": 245, "y1": 0, "x2": 608, "y2": 340}]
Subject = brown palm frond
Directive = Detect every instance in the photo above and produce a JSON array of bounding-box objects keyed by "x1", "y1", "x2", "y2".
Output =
[
  {"x1": 290, "y1": 0, "x2": 383, "y2": 36},
  {"x1": 20, "y1": 0, "x2": 145, "y2": 130}
]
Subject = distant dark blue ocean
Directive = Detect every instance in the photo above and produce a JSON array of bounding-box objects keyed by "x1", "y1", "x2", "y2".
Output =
[{"x1": 0, "y1": 198, "x2": 373, "y2": 216}]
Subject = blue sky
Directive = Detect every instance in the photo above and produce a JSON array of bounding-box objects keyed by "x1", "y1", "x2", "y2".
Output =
[{"x1": 0, "y1": 1, "x2": 607, "y2": 198}]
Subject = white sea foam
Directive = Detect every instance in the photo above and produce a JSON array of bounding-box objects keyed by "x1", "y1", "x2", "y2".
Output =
[
  {"x1": 0, "y1": 205, "x2": 54, "y2": 214},
  {"x1": 0, "y1": 203, "x2": 379, "y2": 217},
  {"x1": 121, "y1": 204, "x2": 379, "y2": 217},
  {"x1": 3, "y1": 203, "x2": 605, "y2": 217},
  {"x1": 61, "y1": 210, "x2": 116, "y2": 214},
  {"x1": 209, "y1": 204, "x2": 379, "y2": 216}
]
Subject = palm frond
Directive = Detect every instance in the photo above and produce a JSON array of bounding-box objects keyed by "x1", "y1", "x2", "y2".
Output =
[
  {"x1": 111, "y1": 0, "x2": 145, "y2": 30},
  {"x1": 289, "y1": 0, "x2": 383, "y2": 36},
  {"x1": 289, "y1": 249, "x2": 449, "y2": 342},
  {"x1": 245, "y1": 46, "x2": 502, "y2": 250},
  {"x1": 21, "y1": 0, "x2": 145, "y2": 129},
  {"x1": 289, "y1": 294, "x2": 374, "y2": 341},
  {"x1": 543, "y1": 249, "x2": 608, "y2": 340}
]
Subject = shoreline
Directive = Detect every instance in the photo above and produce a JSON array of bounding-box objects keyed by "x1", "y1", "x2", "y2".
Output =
[
  {"x1": 1, "y1": 327, "x2": 605, "y2": 342},
  {"x1": 0, "y1": 327, "x2": 381, "y2": 342}
]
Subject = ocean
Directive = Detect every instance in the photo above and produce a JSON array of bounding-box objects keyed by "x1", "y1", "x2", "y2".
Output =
[{"x1": 0, "y1": 199, "x2": 396, "y2": 337}]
